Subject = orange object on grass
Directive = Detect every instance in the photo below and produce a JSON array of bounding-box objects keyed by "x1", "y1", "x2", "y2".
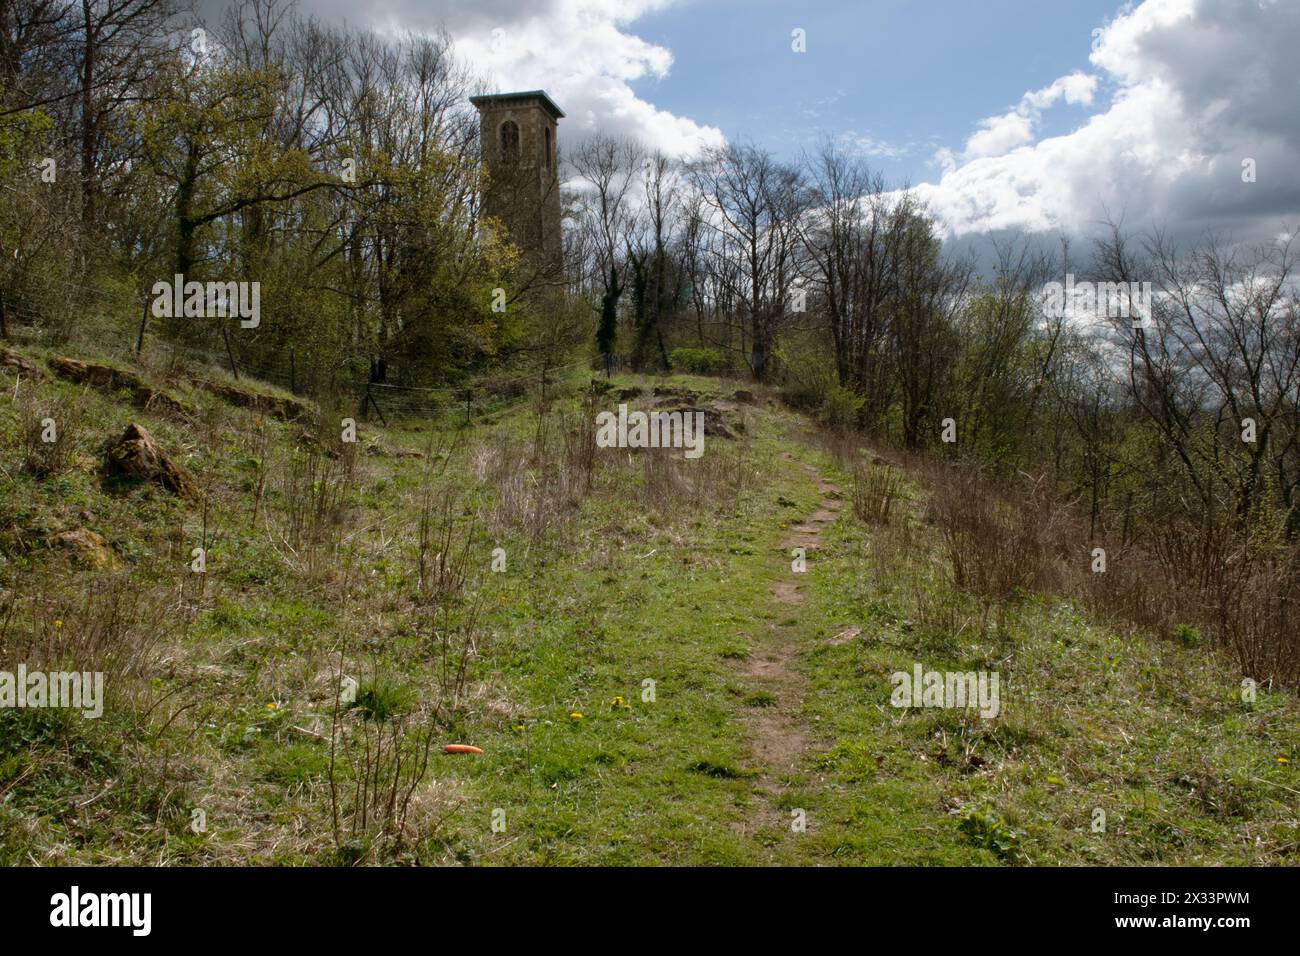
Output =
[{"x1": 443, "y1": 744, "x2": 483, "y2": 754}]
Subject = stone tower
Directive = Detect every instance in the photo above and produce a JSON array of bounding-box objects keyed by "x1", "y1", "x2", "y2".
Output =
[{"x1": 470, "y1": 90, "x2": 565, "y2": 277}]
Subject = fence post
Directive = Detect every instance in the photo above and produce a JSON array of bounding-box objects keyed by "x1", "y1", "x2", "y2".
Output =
[
  {"x1": 135, "y1": 293, "x2": 150, "y2": 355},
  {"x1": 366, "y1": 385, "x2": 389, "y2": 427},
  {"x1": 221, "y1": 323, "x2": 239, "y2": 380}
]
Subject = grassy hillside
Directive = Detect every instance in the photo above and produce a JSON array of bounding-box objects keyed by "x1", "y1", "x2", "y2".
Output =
[{"x1": 0, "y1": 344, "x2": 1295, "y2": 865}]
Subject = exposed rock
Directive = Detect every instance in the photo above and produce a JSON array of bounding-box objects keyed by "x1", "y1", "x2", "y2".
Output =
[
  {"x1": 105, "y1": 422, "x2": 200, "y2": 502},
  {"x1": 826, "y1": 626, "x2": 863, "y2": 647},
  {"x1": 49, "y1": 356, "x2": 193, "y2": 416},
  {"x1": 199, "y1": 379, "x2": 313, "y2": 422},
  {"x1": 660, "y1": 403, "x2": 735, "y2": 440},
  {"x1": 614, "y1": 386, "x2": 643, "y2": 401},
  {"x1": 139, "y1": 389, "x2": 194, "y2": 417},
  {"x1": 49, "y1": 527, "x2": 118, "y2": 569},
  {"x1": 71, "y1": 453, "x2": 99, "y2": 473},
  {"x1": 50, "y1": 356, "x2": 137, "y2": 391},
  {"x1": 732, "y1": 389, "x2": 755, "y2": 403},
  {"x1": 653, "y1": 385, "x2": 700, "y2": 402},
  {"x1": 1, "y1": 347, "x2": 41, "y2": 376},
  {"x1": 359, "y1": 438, "x2": 421, "y2": 459}
]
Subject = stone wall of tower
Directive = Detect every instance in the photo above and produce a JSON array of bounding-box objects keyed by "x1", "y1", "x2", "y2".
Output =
[{"x1": 471, "y1": 92, "x2": 564, "y2": 278}]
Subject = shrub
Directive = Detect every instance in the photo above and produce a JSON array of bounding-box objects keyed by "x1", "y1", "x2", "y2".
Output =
[
  {"x1": 669, "y1": 347, "x2": 724, "y2": 374},
  {"x1": 774, "y1": 338, "x2": 837, "y2": 412},
  {"x1": 819, "y1": 383, "x2": 865, "y2": 431},
  {"x1": 19, "y1": 389, "x2": 82, "y2": 478},
  {"x1": 853, "y1": 462, "x2": 904, "y2": 525},
  {"x1": 926, "y1": 466, "x2": 1058, "y2": 602}
]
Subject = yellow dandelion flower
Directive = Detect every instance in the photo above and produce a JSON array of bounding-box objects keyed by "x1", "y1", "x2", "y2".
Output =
[
  {"x1": 611, "y1": 696, "x2": 624, "y2": 708},
  {"x1": 54, "y1": 619, "x2": 63, "y2": 628},
  {"x1": 569, "y1": 711, "x2": 583, "y2": 720},
  {"x1": 1278, "y1": 756, "x2": 1290, "y2": 764},
  {"x1": 266, "y1": 703, "x2": 278, "y2": 711}
]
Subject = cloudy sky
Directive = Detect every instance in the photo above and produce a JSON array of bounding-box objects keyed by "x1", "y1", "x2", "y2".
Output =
[{"x1": 203, "y1": 0, "x2": 1300, "y2": 245}]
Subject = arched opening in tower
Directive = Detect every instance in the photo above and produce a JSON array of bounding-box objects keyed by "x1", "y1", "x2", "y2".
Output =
[{"x1": 500, "y1": 120, "x2": 520, "y2": 164}]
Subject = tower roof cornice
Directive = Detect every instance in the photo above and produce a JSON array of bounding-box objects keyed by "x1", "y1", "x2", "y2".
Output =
[{"x1": 469, "y1": 90, "x2": 565, "y2": 120}]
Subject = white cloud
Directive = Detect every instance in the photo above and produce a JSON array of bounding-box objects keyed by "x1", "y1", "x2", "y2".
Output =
[
  {"x1": 962, "y1": 111, "x2": 1037, "y2": 161},
  {"x1": 952, "y1": 71, "x2": 1098, "y2": 163},
  {"x1": 843, "y1": 133, "x2": 910, "y2": 161},
  {"x1": 1023, "y1": 72, "x2": 1099, "y2": 110},
  {"x1": 915, "y1": 0, "x2": 1300, "y2": 241},
  {"x1": 200, "y1": 0, "x2": 723, "y2": 158},
  {"x1": 402, "y1": 0, "x2": 725, "y2": 157}
]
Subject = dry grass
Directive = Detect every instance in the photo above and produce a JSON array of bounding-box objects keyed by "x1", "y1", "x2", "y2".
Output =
[
  {"x1": 0, "y1": 567, "x2": 170, "y2": 692},
  {"x1": 924, "y1": 466, "x2": 1061, "y2": 602},
  {"x1": 904, "y1": 454, "x2": 1300, "y2": 687},
  {"x1": 17, "y1": 386, "x2": 82, "y2": 478},
  {"x1": 853, "y1": 461, "x2": 904, "y2": 525},
  {"x1": 266, "y1": 442, "x2": 356, "y2": 580}
]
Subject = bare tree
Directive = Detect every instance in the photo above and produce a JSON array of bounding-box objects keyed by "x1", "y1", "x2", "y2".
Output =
[
  {"x1": 1103, "y1": 224, "x2": 1300, "y2": 530},
  {"x1": 568, "y1": 134, "x2": 641, "y2": 299},
  {"x1": 689, "y1": 142, "x2": 803, "y2": 380}
]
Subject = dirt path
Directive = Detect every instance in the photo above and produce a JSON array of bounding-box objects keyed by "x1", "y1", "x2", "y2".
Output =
[{"x1": 733, "y1": 456, "x2": 843, "y2": 841}]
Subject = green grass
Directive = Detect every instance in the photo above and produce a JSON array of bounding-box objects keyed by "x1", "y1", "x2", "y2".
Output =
[
  {"x1": 794, "y1": 450, "x2": 1299, "y2": 865},
  {"x1": 0, "y1": 347, "x2": 1295, "y2": 866}
]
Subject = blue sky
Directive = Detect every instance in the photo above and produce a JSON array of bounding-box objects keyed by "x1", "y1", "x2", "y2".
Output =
[
  {"x1": 206, "y1": 0, "x2": 1300, "y2": 244},
  {"x1": 628, "y1": 0, "x2": 1119, "y2": 180}
]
